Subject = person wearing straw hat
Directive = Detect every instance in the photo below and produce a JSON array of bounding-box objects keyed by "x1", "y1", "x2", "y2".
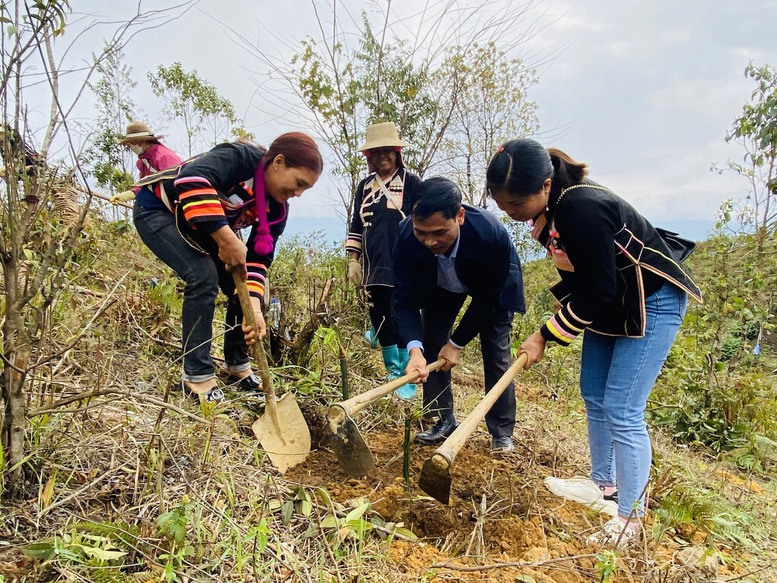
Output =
[
  {"x1": 132, "y1": 134, "x2": 323, "y2": 403},
  {"x1": 110, "y1": 121, "x2": 183, "y2": 204},
  {"x1": 345, "y1": 122, "x2": 421, "y2": 399}
]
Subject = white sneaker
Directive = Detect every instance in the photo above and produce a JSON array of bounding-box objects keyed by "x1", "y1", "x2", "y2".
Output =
[
  {"x1": 544, "y1": 476, "x2": 618, "y2": 516},
  {"x1": 586, "y1": 517, "x2": 639, "y2": 548}
]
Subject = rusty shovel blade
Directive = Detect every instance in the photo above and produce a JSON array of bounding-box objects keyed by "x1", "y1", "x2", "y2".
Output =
[
  {"x1": 328, "y1": 404, "x2": 374, "y2": 476},
  {"x1": 251, "y1": 392, "x2": 311, "y2": 474},
  {"x1": 232, "y1": 271, "x2": 311, "y2": 474},
  {"x1": 418, "y1": 453, "x2": 453, "y2": 504},
  {"x1": 327, "y1": 360, "x2": 446, "y2": 476}
]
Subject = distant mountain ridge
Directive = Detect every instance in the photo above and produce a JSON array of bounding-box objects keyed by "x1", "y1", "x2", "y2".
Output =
[
  {"x1": 282, "y1": 215, "x2": 717, "y2": 246},
  {"x1": 651, "y1": 220, "x2": 715, "y2": 242}
]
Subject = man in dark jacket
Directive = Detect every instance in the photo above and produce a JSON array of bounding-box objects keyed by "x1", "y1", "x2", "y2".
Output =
[{"x1": 394, "y1": 177, "x2": 526, "y2": 454}]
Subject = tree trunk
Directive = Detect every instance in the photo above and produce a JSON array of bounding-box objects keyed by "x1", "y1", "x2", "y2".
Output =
[{"x1": 1, "y1": 254, "x2": 30, "y2": 496}]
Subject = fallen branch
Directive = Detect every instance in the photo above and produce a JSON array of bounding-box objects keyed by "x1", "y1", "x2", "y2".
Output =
[
  {"x1": 28, "y1": 271, "x2": 130, "y2": 370},
  {"x1": 38, "y1": 463, "x2": 132, "y2": 518},
  {"x1": 725, "y1": 566, "x2": 775, "y2": 582},
  {"x1": 65, "y1": 283, "x2": 106, "y2": 298},
  {"x1": 72, "y1": 182, "x2": 133, "y2": 209},
  {"x1": 27, "y1": 387, "x2": 207, "y2": 424}
]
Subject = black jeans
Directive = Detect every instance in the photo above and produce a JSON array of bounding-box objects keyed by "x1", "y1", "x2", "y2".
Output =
[
  {"x1": 133, "y1": 201, "x2": 250, "y2": 382},
  {"x1": 421, "y1": 289, "x2": 516, "y2": 438},
  {"x1": 366, "y1": 285, "x2": 402, "y2": 347}
]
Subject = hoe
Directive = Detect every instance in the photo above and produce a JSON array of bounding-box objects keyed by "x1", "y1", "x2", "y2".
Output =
[
  {"x1": 327, "y1": 359, "x2": 446, "y2": 476},
  {"x1": 419, "y1": 353, "x2": 528, "y2": 504}
]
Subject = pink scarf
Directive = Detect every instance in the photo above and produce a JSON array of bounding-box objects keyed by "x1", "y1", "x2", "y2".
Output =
[{"x1": 253, "y1": 162, "x2": 275, "y2": 256}]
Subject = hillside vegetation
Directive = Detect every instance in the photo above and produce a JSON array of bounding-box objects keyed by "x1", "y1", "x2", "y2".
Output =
[
  {"x1": 0, "y1": 216, "x2": 774, "y2": 582},
  {"x1": 1, "y1": 3, "x2": 776, "y2": 581}
]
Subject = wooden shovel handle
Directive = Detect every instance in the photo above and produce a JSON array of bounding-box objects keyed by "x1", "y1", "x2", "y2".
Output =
[
  {"x1": 339, "y1": 358, "x2": 446, "y2": 417},
  {"x1": 231, "y1": 272, "x2": 278, "y2": 414},
  {"x1": 432, "y1": 353, "x2": 528, "y2": 464}
]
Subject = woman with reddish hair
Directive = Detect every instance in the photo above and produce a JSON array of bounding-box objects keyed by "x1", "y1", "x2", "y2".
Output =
[{"x1": 133, "y1": 133, "x2": 323, "y2": 402}]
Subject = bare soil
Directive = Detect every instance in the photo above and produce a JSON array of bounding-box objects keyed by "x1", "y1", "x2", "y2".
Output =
[
  {"x1": 283, "y1": 375, "x2": 752, "y2": 582},
  {"x1": 0, "y1": 367, "x2": 769, "y2": 582}
]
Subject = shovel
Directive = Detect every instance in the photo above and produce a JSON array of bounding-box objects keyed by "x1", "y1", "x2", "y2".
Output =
[
  {"x1": 419, "y1": 352, "x2": 528, "y2": 504},
  {"x1": 328, "y1": 358, "x2": 445, "y2": 476},
  {"x1": 232, "y1": 272, "x2": 311, "y2": 474}
]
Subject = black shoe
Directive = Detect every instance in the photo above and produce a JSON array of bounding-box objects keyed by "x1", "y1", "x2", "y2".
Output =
[
  {"x1": 182, "y1": 382, "x2": 225, "y2": 404},
  {"x1": 414, "y1": 417, "x2": 458, "y2": 445},
  {"x1": 227, "y1": 372, "x2": 263, "y2": 391},
  {"x1": 226, "y1": 373, "x2": 265, "y2": 403},
  {"x1": 490, "y1": 435, "x2": 514, "y2": 455}
]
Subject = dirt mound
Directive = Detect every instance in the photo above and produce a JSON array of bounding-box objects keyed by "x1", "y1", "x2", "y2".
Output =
[{"x1": 284, "y1": 404, "x2": 681, "y2": 581}]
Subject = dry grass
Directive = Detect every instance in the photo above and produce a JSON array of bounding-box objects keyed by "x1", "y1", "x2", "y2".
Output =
[{"x1": 1, "y1": 228, "x2": 775, "y2": 582}]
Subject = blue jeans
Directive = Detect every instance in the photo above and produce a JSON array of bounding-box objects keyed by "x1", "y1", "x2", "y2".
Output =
[
  {"x1": 580, "y1": 283, "x2": 687, "y2": 517},
  {"x1": 134, "y1": 200, "x2": 251, "y2": 383}
]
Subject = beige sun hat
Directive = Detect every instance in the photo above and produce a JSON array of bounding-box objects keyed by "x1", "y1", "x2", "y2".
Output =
[
  {"x1": 359, "y1": 121, "x2": 409, "y2": 151},
  {"x1": 117, "y1": 121, "x2": 162, "y2": 145}
]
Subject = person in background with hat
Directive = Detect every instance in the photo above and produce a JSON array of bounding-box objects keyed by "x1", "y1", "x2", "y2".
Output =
[
  {"x1": 346, "y1": 122, "x2": 421, "y2": 399},
  {"x1": 132, "y1": 134, "x2": 323, "y2": 403},
  {"x1": 110, "y1": 121, "x2": 183, "y2": 203},
  {"x1": 486, "y1": 138, "x2": 701, "y2": 547}
]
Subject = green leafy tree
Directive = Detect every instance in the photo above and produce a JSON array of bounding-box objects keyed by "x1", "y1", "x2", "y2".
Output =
[
  {"x1": 722, "y1": 62, "x2": 777, "y2": 362},
  {"x1": 649, "y1": 64, "x2": 777, "y2": 468},
  {"x1": 244, "y1": 0, "x2": 542, "y2": 228},
  {"x1": 85, "y1": 46, "x2": 139, "y2": 196},
  {"x1": 289, "y1": 14, "x2": 450, "y2": 226},
  {"x1": 354, "y1": 16, "x2": 450, "y2": 179},
  {"x1": 292, "y1": 33, "x2": 364, "y2": 202},
  {"x1": 725, "y1": 62, "x2": 777, "y2": 253},
  {"x1": 0, "y1": 0, "x2": 195, "y2": 496},
  {"x1": 436, "y1": 42, "x2": 539, "y2": 206},
  {"x1": 148, "y1": 62, "x2": 243, "y2": 156},
  {"x1": 0, "y1": 0, "x2": 73, "y2": 497}
]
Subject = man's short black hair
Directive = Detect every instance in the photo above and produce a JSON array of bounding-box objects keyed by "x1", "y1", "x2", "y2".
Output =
[{"x1": 411, "y1": 176, "x2": 463, "y2": 220}]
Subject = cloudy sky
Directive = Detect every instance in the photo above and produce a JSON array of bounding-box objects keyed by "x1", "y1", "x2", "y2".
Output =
[{"x1": 65, "y1": 0, "x2": 777, "y2": 240}]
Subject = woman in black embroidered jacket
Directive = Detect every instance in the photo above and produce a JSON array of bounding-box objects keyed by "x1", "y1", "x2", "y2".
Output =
[
  {"x1": 134, "y1": 134, "x2": 322, "y2": 403},
  {"x1": 486, "y1": 138, "x2": 701, "y2": 547},
  {"x1": 345, "y1": 122, "x2": 421, "y2": 399}
]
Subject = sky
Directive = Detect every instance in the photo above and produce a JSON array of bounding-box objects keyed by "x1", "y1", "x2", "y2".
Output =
[{"x1": 58, "y1": 1, "x2": 777, "y2": 242}]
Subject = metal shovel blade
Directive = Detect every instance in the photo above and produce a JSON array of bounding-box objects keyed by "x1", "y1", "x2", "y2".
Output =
[
  {"x1": 251, "y1": 392, "x2": 311, "y2": 474},
  {"x1": 419, "y1": 453, "x2": 452, "y2": 504},
  {"x1": 232, "y1": 271, "x2": 311, "y2": 474},
  {"x1": 328, "y1": 405, "x2": 374, "y2": 476}
]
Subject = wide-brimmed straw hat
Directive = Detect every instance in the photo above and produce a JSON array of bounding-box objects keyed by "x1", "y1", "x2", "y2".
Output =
[
  {"x1": 359, "y1": 122, "x2": 408, "y2": 151},
  {"x1": 117, "y1": 121, "x2": 162, "y2": 145}
]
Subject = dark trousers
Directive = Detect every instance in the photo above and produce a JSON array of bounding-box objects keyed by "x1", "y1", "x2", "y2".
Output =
[
  {"x1": 134, "y1": 202, "x2": 249, "y2": 382},
  {"x1": 422, "y1": 289, "x2": 516, "y2": 438},
  {"x1": 366, "y1": 285, "x2": 402, "y2": 347}
]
